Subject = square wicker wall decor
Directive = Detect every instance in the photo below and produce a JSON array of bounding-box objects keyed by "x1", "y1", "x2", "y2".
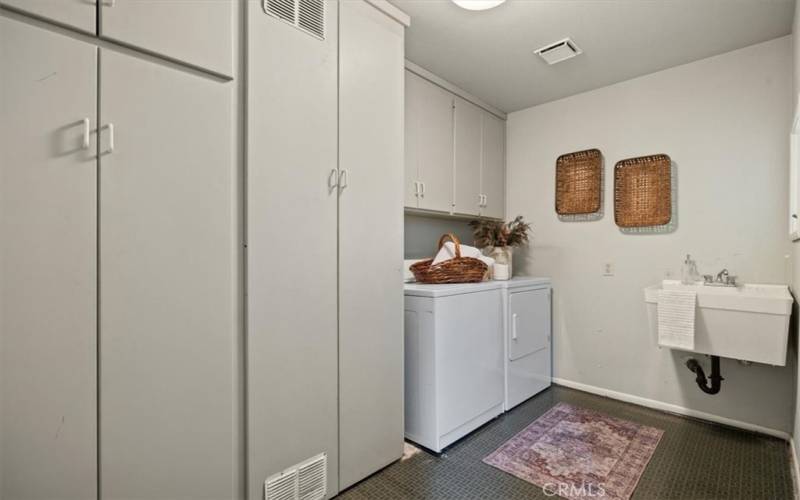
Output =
[
  {"x1": 614, "y1": 154, "x2": 672, "y2": 228},
  {"x1": 555, "y1": 149, "x2": 603, "y2": 216}
]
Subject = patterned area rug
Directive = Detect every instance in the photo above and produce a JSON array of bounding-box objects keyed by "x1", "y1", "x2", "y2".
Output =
[{"x1": 483, "y1": 402, "x2": 663, "y2": 500}]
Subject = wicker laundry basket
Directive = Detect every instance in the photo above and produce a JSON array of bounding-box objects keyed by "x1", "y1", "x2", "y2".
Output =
[{"x1": 410, "y1": 233, "x2": 488, "y2": 284}]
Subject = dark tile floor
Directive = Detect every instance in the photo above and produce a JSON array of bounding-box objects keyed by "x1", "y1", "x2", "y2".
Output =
[{"x1": 337, "y1": 385, "x2": 794, "y2": 500}]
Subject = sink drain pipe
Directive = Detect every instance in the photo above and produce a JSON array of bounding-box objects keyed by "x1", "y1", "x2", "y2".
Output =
[{"x1": 686, "y1": 356, "x2": 723, "y2": 395}]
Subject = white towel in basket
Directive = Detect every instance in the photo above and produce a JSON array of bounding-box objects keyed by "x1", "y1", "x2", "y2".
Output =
[
  {"x1": 657, "y1": 289, "x2": 696, "y2": 350},
  {"x1": 431, "y1": 241, "x2": 495, "y2": 269}
]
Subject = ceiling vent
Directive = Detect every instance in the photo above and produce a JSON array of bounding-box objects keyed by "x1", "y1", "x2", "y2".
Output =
[
  {"x1": 265, "y1": 453, "x2": 327, "y2": 500},
  {"x1": 534, "y1": 38, "x2": 582, "y2": 65},
  {"x1": 264, "y1": 0, "x2": 325, "y2": 40}
]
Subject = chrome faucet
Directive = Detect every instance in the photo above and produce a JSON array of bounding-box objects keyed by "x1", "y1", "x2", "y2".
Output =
[{"x1": 703, "y1": 268, "x2": 737, "y2": 287}]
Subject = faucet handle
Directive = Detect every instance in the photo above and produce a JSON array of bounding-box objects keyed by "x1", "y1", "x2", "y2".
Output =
[
  {"x1": 725, "y1": 275, "x2": 738, "y2": 286},
  {"x1": 703, "y1": 274, "x2": 714, "y2": 284}
]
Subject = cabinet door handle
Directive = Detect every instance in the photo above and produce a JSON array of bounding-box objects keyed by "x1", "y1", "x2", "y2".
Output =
[
  {"x1": 483, "y1": 194, "x2": 488, "y2": 207},
  {"x1": 420, "y1": 181, "x2": 425, "y2": 198},
  {"x1": 328, "y1": 169, "x2": 338, "y2": 191},
  {"x1": 101, "y1": 123, "x2": 114, "y2": 155},
  {"x1": 81, "y1": 118, "x2": 91, "y2": 150},
  {"x1": 413, "y1": 181, "x2": 420, "y2": 197},
  {"x1": 511, "y1": 313, "x2": 518, "y2": 340},
  {"x1": 338, "y1": 169, "x2": 349, "y2": 191}
]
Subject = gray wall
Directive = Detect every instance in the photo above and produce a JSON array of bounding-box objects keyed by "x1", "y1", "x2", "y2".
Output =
[
  {"x1": 508, "y1": 36, "x2": 794, "y2": 433},
  {"x1": 405, "y1": 213, "x2": 474, "y2": 259}
]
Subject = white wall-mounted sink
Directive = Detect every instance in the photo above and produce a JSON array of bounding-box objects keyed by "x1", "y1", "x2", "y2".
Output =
[{"x1": 645, "y1": 280, "x2": 793, "y2": 366}]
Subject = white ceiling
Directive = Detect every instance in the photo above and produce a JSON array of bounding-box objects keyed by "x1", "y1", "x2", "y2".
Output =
[{"x1": 389, "y1": 0, "x2": 795, "y2": 112}]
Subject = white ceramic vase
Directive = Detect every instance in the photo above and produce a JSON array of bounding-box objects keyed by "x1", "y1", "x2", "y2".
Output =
[{"x1": 489, "y1": 246, "x2": 513, "y2": 279}]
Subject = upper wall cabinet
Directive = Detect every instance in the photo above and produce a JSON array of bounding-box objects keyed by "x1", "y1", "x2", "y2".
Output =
[
  {"x1": 404, "y1": 69, "x2": 505, "y2": 219},
  {"x1": 99, "y1": 0, "x2": 233, "y2": 76},
  {"x1": 405, "y1": 71, "x2": 454, "y2": 213},
  {"x1": 1, "y1": 0, "x2": 96, "y2": 33},
  {"x1": 454, "y1": 104, "x2": 505, "y2": 219}
]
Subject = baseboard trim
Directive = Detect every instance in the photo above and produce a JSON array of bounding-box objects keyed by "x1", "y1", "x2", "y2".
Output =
[
  {"x1": 791, "y1": 438, "x2": 800, "y2": 500},
  {"x1": 552, "y1": 377, "x2": 791, "y2": 441}
]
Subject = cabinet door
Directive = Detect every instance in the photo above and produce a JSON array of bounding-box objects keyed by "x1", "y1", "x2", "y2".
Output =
[
  {"x1": 1, "y1": 0, "x2": 96, "y2": 33},
  {"x1": 509, "y1": 289, "x2": 551, "y2": 361},
  {"x1": 406, "y1": 71, "x2": 454, "y2": 213},
  {"x1": 99, "y1": 50, "x2": 237, "y2": 500},
  {"x1": 247, "y1": 1, "x2": 339, "y2": 498},
  {"x1": 453, "y1": 97, "x2": 482, "y2": 216},
  {"x1": 481, "y1": 112, "x2": 505, "y2": 219},
  {"x1": 1, "y1": 19, "x2": 97, "y2": 500},
  {"x1": 100, "y1": 0, "x2": 233, "y2": 76},
  {"x1": 404, "y1": 71, "x2": 420, "y2": 208},
  {"x1": 339, "y1": 0, "x2": 404, "y2": 489}
]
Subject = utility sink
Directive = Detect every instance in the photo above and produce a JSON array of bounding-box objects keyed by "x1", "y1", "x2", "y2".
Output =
[{"x1": 645, "y1": 280, "x2": 793, "y2": 366}]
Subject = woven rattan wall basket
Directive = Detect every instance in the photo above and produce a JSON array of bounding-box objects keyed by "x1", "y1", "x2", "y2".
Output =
[
  {"x1": 555, "y1": 149, "x2": 603, "y2": 220},
  {"x1": 614, "y1": 154, "x2": 672, "y2": 228}
]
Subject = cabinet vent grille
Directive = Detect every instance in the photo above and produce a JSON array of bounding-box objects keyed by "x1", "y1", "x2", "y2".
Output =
[
  {"x1": 264, "y1": 0, "x2": 325, "y2": 40},
  {"x1": 298, "y1": 455, "x2": 327, "y2": 500},
  {"x1": 265, "y1": 472, "x2": 297, "y2": 500},
  {"x1": 265, "y1": 453, "x2": 327, "y2": 500},
  {"x1": 298, "y1": 0, "x2": 325, "y2": 39}
]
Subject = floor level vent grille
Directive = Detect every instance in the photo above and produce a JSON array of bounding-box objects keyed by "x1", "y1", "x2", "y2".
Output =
[{"x1": 265, "y1": 453, "x2": 327, "y2": 500}]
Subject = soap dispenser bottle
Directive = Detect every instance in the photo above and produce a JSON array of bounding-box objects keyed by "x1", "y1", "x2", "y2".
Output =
[{"x1": 682, "y1": 254, "x2": 699, "y2": 284}]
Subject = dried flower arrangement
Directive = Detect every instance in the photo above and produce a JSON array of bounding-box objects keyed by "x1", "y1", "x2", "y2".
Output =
[{"x1": 469, "y1": 216, "x2": 532, "y2": 249}]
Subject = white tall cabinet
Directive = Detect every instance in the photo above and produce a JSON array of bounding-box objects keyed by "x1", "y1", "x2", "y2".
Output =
[
  {"x1": 248, "y1": 1, "x2": 407, "y2": 498},
  {"x1": 1, "y1": 14, "x2": 238, "y2": 500}
]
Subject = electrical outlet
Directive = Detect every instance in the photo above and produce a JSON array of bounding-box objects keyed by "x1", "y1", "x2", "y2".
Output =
[{"x1": 603, "y1": 263, "x2": 614, "y2": 276}]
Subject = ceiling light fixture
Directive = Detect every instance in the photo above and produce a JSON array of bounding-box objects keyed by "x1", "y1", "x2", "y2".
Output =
[{"x1": 451, "y1": 0, "x2": 506, "y2": 11}]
